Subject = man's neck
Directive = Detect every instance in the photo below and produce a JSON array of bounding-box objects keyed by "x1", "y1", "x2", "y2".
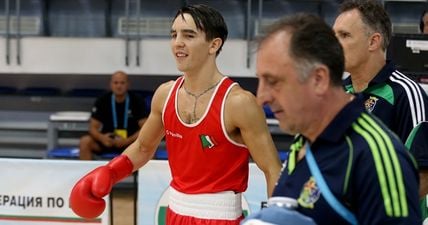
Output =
[
  {"x1": 303, "y1": 89, "x2": 354, "y2": 143},
  {"x1": 349, "y1": 55, "x2": 386, "y2": 93},
  {"x1": 114, "y1": 94, "x2": 126, "y2": 103},
  {"x1": 183, "y1": 63, "x2": 222, "y2": 93}
]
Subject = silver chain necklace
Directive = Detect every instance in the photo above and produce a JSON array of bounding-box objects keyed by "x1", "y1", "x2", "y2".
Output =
[{"x1": 182, "y1": 79, "x2": 221, "y2": 123}]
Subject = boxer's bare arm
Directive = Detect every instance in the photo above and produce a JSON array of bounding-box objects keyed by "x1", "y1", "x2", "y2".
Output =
[
  {"x1": 122, "y1": 81, "x2": 173, "y2": 170},
  {"x1": 225, "y1": 86, "x2": 282, "y2": 197}
]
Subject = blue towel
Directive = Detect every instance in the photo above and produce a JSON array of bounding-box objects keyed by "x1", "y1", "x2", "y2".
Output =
[{"x1": 241, "y1": 206, "x2": 317, "y2": 225}]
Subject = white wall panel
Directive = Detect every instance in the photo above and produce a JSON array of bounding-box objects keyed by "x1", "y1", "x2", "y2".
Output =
[{"x1": 0, "y1": 37, "x2": 256, "y2": 77}]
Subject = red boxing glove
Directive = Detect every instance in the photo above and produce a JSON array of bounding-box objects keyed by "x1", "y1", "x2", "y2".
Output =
[{"x1": 69, "y1": 154, "x2": 133, "y2": 219}]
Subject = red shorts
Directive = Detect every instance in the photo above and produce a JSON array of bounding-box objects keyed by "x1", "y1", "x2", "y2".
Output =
[{"x1": 166, "y1": 207, "x2": 244, "y2": 225}]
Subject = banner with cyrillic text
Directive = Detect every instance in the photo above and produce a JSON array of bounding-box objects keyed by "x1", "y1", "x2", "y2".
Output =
[
  {"x1": 138, "y1": 160, "x2": 267, "y2": 225},
  {"x1": 0, "y1": 158, "x2": 110, "y2": 225}
]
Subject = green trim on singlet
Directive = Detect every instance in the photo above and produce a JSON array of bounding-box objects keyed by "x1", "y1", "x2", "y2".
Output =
[
  {"x1": 343, "y1": 136, "x2": 353, "y2": 195},
  {"x1": 361, "y1": 113, "x2": 408, "y2": 216},
  {"x1": 365, "y1": 84, "x2": 395, "y2": 105},
  {"x1": 344, "y1": 84, "x2": 355, "y2": 94},
  {"x1": 420, "y1": 196, "x2": 428, "y2": 221},
  {"x1": 344, "y1": 83, "x2": 394, "y2": 105},
  {"x1": 352, "y1": 113, "x2": 408, "y2": 217},
  {"x1": 405, "y1": 124, "x2": 421, "y2": 150},
  {"x1": 405, "y1": 124, "x2": 422, "y2": 169}
]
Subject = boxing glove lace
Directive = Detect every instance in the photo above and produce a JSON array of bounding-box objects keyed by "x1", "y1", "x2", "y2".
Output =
[{"x1": 69, "y1": 154, "x2": 133, "y2": 219}]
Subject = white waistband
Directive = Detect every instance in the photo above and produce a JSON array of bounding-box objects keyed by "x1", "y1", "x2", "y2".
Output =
[{"x1": 168, "y1": 186, "x2": 242, "y2": 220}]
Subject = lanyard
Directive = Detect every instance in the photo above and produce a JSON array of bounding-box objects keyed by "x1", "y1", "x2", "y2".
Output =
[
  {"x1": 111, "y1": 94, "x2": 129, "y2": 129},
  {"x1": 305, "y1": 144, "x2": 358, "y2": 225}
]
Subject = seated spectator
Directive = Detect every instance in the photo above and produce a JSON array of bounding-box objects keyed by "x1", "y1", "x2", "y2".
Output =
[{"x1": 79, "y1": 71, "x2": 149, "y2": 160}]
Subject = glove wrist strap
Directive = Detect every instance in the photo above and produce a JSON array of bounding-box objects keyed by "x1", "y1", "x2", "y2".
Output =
[{"x1": 108, "y1": 154, "x2": 133, "y2": 183}]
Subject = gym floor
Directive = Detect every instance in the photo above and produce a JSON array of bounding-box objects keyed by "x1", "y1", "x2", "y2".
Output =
[{"x1": 112, "y1": 188, "x2": 135, "y2": 225}]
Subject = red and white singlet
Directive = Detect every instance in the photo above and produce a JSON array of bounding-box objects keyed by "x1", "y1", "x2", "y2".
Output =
[{"x1": 162, "y1": 76, "x2": 250, "y2": 194}]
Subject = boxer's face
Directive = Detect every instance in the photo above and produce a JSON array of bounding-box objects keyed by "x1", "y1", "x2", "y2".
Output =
[{"x1": 170, "y1": 13, "x2": 212, "y2": 73}]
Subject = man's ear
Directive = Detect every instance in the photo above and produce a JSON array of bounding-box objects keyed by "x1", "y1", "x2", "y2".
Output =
[
  {"x1": 311, "y1": 65, "x2": 330, "y2": 95},
  {"x1": 209, "y1": 37, "x2": 222, "y2": 55},
  {"x1": 368, "y1": 32, "x2": 382, "y2": 51}
]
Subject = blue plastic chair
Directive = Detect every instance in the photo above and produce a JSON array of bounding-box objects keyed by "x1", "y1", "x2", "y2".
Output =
[
  {"x1": 155, "y1": 149, "x2": 168, "y2": 160},
  {"x1": 67, "y1": 88, "x2": 106, "y2": 97},
  {"x1": 278, "y1": 151, "x2": 289, "y2": 162},
  {"x1": 46, "y1": 147, "x2": 120, "y2": 160},
  {"x1": 263, "y1": 105, "x2": 275, "y2": 118},
  {"x1": 0, "y1": 86, "x2": 17, "y2": 95},
  {"x1": 46, "y1": 147, "x2": 80, "y2": 159},
  {"x1": 21, "y1": 87, "x2": 61, "y2": 96}
]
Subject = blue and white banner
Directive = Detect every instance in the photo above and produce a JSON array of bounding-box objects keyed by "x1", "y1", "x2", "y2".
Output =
[
  {"x1": 0, "y1": 158, "x2": 267, "y2": 225},
  {"x1": 0, "y1": 158, "x2": 110, "y2": 225}
]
